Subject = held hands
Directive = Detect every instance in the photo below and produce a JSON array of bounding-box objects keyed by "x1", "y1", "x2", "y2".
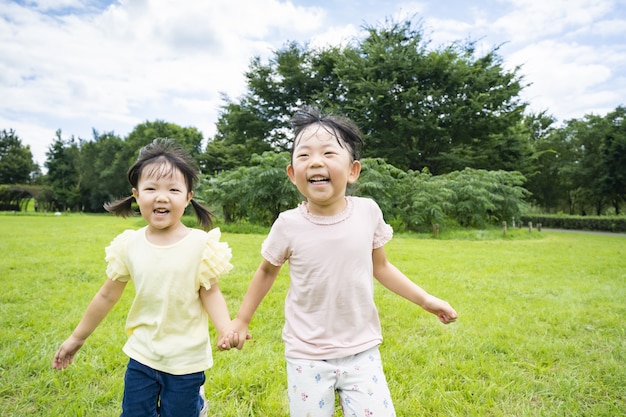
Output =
[
  {"x1": 217, "y1": 318, "x2": 252, "y2": 351},
  {"x1": 52, "y1": 335, "x2": 86, "y2": 370},
  {"x1": 422, "y1": 295, "x2": 458, "y2": 324}
]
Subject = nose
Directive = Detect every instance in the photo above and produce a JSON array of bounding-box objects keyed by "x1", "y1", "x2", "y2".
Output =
[
  {"x1": 155, "y1": 191, "x2": 169, "y2": 202},
  {"x1": 308, "y1": 153, "x2": 324, "y2": 167}
]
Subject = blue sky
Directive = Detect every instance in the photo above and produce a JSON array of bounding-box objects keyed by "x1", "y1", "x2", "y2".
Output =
[{"x1": 1, "y1": 0, "x2": 625, "y2": 167}]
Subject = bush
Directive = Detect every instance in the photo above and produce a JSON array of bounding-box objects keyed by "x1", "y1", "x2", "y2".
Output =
[{"x1": 519, "y1": 214, "x2": 626, "y2": 232}]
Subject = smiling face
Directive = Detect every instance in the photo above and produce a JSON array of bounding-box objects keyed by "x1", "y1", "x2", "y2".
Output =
[
  {"x1": 132, "y1": 161, "x2": 193, "y2": 234},
  {"x1": 287, "y1": 124, "x2": 361, "y2": 216}
]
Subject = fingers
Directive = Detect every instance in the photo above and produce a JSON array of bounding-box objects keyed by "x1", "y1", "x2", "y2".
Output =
[
  {"x1": 217, "y1": 333, "x2": 233, "y2": 351},
  {"x1": 439, "y1": 310, "x2": 458, "y2": 324},
  {"x1": 233, "y1": 332, "x2": 245, "y2": 350},
  {"x1": 52, "y1": 349, "x2": 73, "y2": 370},
  {"x1": 218, "y1": 320, "x2": 252, "y2": 351},
  {"x1": 217, "y1": 330, "x2": 250, "y2": 351},
  {"x1": 237, "y1": 332, "x2": 253, "y2": 349}
]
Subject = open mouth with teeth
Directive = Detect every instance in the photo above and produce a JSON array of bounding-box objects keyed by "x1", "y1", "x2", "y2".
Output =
[
  {"x1": 309, "y1": 176, "x2": 329, "y2": 184},
  {"x1": 154, "y1": 208, "x2": 169, "y2": 214}
]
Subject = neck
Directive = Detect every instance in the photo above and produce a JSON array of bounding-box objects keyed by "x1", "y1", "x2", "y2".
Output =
[
  {"x1": 145, "y1": 223, "x2": 189, "y2": 245},
  {"x1": 305, "y1": 197, "x2": 347, "y2": 217}
]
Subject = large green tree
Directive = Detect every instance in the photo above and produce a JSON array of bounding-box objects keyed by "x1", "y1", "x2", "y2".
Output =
[
  {"x1": 204, "y1": 42, "x2": 342, "y2": 172},
  {"x1": 0, "y1": 129, "x2": 38, "y2": 184},
  {"x1": 210, "y1": 19, "x2": 529, "y2": 175},
  {"x1": 332, "y1": 21, "x2": 528, "y2": 173}
]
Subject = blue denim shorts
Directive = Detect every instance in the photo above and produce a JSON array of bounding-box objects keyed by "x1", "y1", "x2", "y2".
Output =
[{"x1": 121, "y1": 358, "x2": 206, "y2": 417}]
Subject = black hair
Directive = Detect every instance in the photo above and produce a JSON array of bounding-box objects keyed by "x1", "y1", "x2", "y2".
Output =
[
  {"x1": 104, "y1": 138, "x2": 213, "y2": 230},
  {"x1": 290, "y1": 105, "x2": 364, "y2": 162}
]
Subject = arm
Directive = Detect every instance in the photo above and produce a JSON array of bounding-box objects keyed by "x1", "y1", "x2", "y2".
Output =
[
  {"x1": 225, "y1": 259, "x2": 281, "y2": 349},
  {"x1": 372, "y1": 246, "x2": 457, "y2": 324},
  {"x1": 52, "y1": 278, "x2": 127, "y2": 369},
  {"x1": 199, "y1": 284, "x2": 234, "y2": 350}
]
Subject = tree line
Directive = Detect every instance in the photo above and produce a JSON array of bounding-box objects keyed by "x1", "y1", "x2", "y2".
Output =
[{"x1": 1, "y1": 19, "x2": 624, "y2": 225}]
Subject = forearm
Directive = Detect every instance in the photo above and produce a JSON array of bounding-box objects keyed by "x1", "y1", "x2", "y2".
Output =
[
  {"x1": 375, "y1": 261, "x2": 431, "y2": 306},
  {"x1": 200, "y1": 285, "x2": 231, "y2": 335},
  {"x1": 236, "y1": 261, "x2": 278, "y2": 324},
  {"x1": 372, "y1": 248, "x2": 457, "y2": 324},
  {"x1": 372, "y1": 246, "x2": 432, "y2": 306},
  {"x1": 71, "y1": 284, "x2": 122, "y2": 340}
]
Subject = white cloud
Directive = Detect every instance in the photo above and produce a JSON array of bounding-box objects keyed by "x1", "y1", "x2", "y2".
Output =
[
  {"x1": 1, "y1": 0, "x2": 328, "y2": 166},
  {"x1": 1, "y1": 0, "x2": 625, "y2": 168},
  {"x1": 417, "y1": 0, "x2": 626, "y2": 121},
  {"x1": 513, "y1": 40, "x2": 625, "y2": 119}
]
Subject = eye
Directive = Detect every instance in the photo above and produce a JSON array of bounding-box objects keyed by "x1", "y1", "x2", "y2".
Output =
[{"x1": 296, "y1": 153, "x2": 309, "y2": 159}]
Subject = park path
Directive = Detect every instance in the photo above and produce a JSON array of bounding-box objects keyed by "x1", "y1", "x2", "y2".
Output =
[{"x1": 543, "y1": 228, "x2": 626, "y2": 237}]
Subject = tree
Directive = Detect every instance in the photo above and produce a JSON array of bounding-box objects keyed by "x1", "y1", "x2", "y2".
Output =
[
  {"x1": 44, "y1": 130, "x2": 81, "y2": 211},
  {"x1": 0, "y1": 129, "x2": 38, "y2": 184},
  {"x1": 333, "y1": 20, "x2": 528, "y2": 173},
  {"x1": 199, "y1": 140, "x2": 250, "y2": 174},
  {"x1": 207, "y1": 41, "x2": 344, "y2": 169},
  {"x1": 441, "y1": 168, "x2": 529, "y2": 227},
  {"x1": 355, "y1": 158, "x2": 454, "y2": 231},
  {"x1": 199, "y1": 152, "x2": 300, "y2": 225},
  {"x1": 77, "y1": 130, "x2": 128, "y2": 212},
  {"x1": 559, "y1": 115, "x2": 610, "y2": 215},
  {"x1": 124, "y1": 120, "x2": 205, "y2": 170},
  {"x1": 599, "y1": 106, "x2": 626, "y2": 214},
  {"x1": 203, "y1": 99, "x2": 273, "y2": 173},
  {"x1": 518, "y1": 111, "x2": 562, "y2": 211},
  {"x1": 212, "y1": 18, "x2": 529, "y2": 175},
  {"x1": 530, "y1": 109, "x2": 626, "y2": 216}
]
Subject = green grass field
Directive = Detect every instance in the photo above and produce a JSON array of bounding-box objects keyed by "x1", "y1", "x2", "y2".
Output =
[{"x1": 1, "y1": 213, "x2": 625, "y2": 416}]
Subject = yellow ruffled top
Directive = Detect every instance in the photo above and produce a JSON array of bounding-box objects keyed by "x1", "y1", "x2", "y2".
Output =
[
  {"x1": 103, "y1": 226, "x2": 234, "y2": 374},
  {"x1": 104, "y1": 227, "x2": 233, "y2": 289}
]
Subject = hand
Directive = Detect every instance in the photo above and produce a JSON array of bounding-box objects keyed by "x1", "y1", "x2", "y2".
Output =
[
  {"x1": 218, "y1": 318, "x2": 252, "y2": 351},
  {"x1": 422, "y1": 295, "x2": 458, "y2": 324},
  {"x1": 52, "y1": 336, "x2": 86, "y2": 369},
  {"x1": 216, "y1": 331, "x2": 238, "y2": 351}
]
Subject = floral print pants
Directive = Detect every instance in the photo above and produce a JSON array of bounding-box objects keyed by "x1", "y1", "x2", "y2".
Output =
[{"x1": 285, "y1": 347, "x2": 396, "y2": 417}]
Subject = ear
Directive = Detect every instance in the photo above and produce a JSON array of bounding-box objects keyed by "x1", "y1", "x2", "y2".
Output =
[
  {"x1": 347, "y1": 160, "x2": 361, "y2": 184},
  {"x1": 187, "y1": 190, "x2": 194, "y2": 205},
  {"x1": 286, "y1": 164, "x2": 296, "y2": 185},
  {"x1": 132, "y1": 188, "x2": 138, "y2": 199}
]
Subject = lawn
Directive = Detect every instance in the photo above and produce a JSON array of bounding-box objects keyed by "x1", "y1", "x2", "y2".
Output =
[{"x1": 1, "y1": 213, "x2": 624, "y2": 416}]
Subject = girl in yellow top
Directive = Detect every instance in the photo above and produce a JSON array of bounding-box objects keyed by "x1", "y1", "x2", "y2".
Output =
[{"x1": 52, "y1": 138, "x2": 235, "y2": 417}]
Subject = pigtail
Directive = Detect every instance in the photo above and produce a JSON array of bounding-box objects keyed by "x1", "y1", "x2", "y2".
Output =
[
  {"x1": 109, "y1": 138, "x2": 216, "y2": 230},
  {"x1": 104, "y1": 195, "x2": 136, "y2": 217},
  {"x1": 189, "y1": 199, "x2": 213, "y2": 231}
]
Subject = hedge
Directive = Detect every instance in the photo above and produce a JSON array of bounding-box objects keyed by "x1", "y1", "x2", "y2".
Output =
[{"x1": 519, "y1": 214, "x2": 626, "y2": 233}]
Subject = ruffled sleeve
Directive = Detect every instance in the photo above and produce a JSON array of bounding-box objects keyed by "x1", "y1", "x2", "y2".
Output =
[
  {"x1": 104, "y1": 229, "x2": 134, "y2": 282},
  {"x1": 198, "y1": 228, "x2": 233, "y2": 290}
]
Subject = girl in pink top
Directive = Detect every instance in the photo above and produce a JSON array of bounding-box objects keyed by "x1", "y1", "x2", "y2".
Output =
[
  {"x1": 223, "y1": 107, "x2": 457, "y2": 416},
  {"x1": 52, "y1": 139, "x2": 235, "y2": 417}
]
